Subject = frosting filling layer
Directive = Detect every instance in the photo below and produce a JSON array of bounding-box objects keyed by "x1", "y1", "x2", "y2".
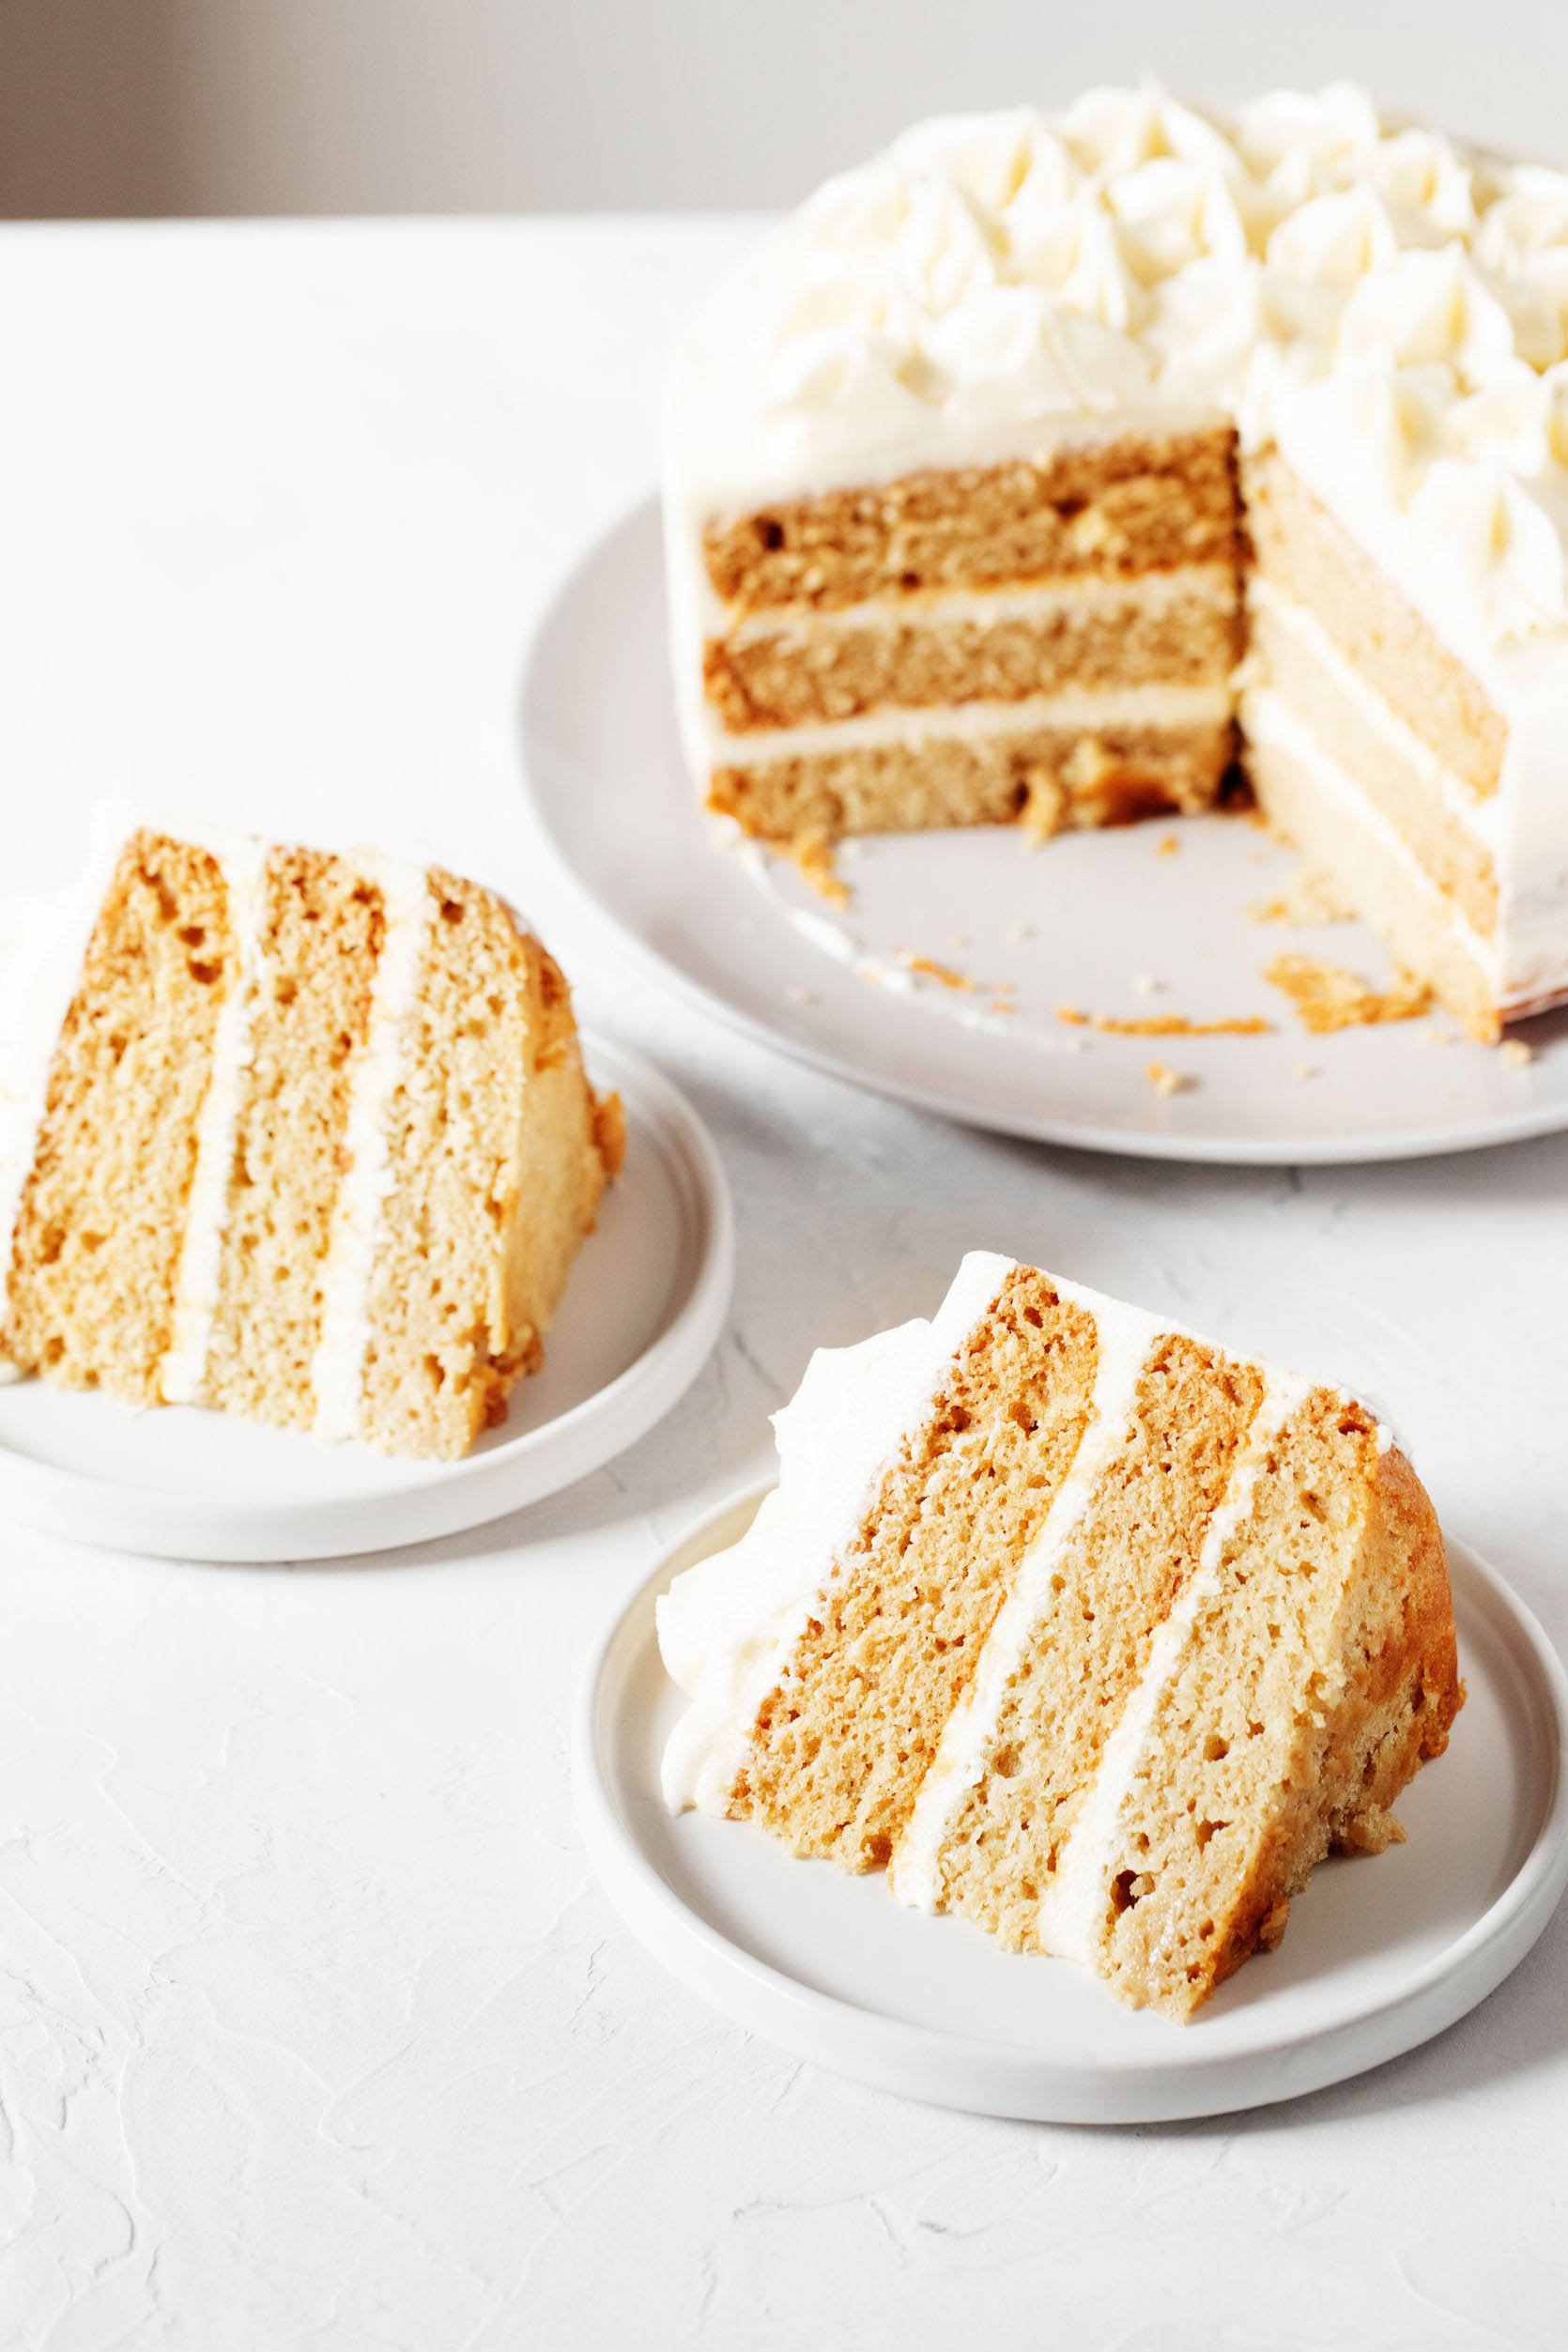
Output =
[
  {"x1": 706, "y1": 681, "x2": 1234, "y2": 765},
  {"x1": 716, "y1": 562, "x2": 1239, "y2": 647}
]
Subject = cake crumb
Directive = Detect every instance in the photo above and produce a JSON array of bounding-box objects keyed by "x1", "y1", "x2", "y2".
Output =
[
  {"x1": 1058, "y1": 1007, "x2": 1270, "y2": 1038},
  {"x1": 1499, "y1": 1038, "x2": 1534, "y2": 1068},
  {"x1": 1423, "y1": 1023, "x2": 1459, "y2": 1047},
  {"x1": 784, "y1": 985, "x2": 817, "y2": 1007},
  {"x1": 948, "y1": 930, "x2": 970, "y2": 950},
  {"x1": 788, "y1": 830, "x2": 850, "y2": 910},
  {"x1": 900, "y1": 950, "x2": 977, "y2": 992},
  {"x1": 1132, "y1": 972, "x2": 1161, "y2": 996},
  {"x1": 1146, "y1": 1060, "x2": 1194, "y2": 1097},
  {"x1": 1019, "y1": 773, "x2": 1068, "y2": 843},
  {"x1": 1247, "y1": 869, "x2": 1356, "y2": 928},
  {"x1": 1007, "y1": 919, "x2": 1035, "y2": 944},
  {"x1": 1157, "y1": 832, "x2": 1180, "y2": 858},
  {"x1": 1295, "y1": 1060, "x2": 1320, "y2": 1081},
  {"x1": 1264, "y1": 953, "x2": 1433, "y2": 1035}
]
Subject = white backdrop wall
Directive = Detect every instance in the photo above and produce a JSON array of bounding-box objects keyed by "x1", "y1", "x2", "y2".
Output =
[{"x1": 2, "y1": 0, "x2": 1566, "y2": 219}]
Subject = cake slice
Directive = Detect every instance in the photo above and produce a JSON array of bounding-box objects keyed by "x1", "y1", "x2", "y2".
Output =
[
  {"x1": 0, "y1": 822, "x2": 623, "y2": 1458},
  {"x1": 658, "y1": 1253, "x2": 1462, "y2": 2019}
]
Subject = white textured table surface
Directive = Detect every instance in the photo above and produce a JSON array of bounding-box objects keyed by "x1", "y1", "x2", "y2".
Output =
[{"x1": 0, "y1": 220, "x2": 1564, "y2": 2352}]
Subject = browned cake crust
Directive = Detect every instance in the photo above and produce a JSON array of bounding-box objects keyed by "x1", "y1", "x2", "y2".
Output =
[
  {"x1": 702, "y1": 427, "x2": 1244, "y2": 614},
  {"x1": 1, "y1": 831, "x2": 233, "y2": 1404}
]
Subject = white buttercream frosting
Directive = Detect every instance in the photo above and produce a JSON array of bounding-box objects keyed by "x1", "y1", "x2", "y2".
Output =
[
  {"x1": 668, "y1": 84, "x2": 1568, "y2": 672},
  {"x1": 658, "y1": 1250, "x2": 1016, "y2": 1813}
]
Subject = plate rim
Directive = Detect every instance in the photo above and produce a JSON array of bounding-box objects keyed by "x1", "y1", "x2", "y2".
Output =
[
  {"x1": 575, "y1": 1478, "x2": 1568, "y2": 2124},
  {"x1": 519, "y1": 494, "x2": 1568, "y2": 1169},
  {"x1": 0, "y1": 1034, "x2": 734, "y2": 1564}
]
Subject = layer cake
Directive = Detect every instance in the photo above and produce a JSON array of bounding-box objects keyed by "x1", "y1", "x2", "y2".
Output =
[{"x1": 666, "y1": 86, "x2": 1568, "y2": 1038}]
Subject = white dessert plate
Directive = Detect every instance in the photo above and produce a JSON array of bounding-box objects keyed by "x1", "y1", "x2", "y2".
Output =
[
  {"x1": 521, "y1": 500, "x2": 1568, "y2": 1165},
  {"x1": 576, "y1": 1483, "x2": 1568, "y2": 2126},
  {"x1": 0, "y1": 1037, "x2": 732, "y2": 1564}
]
